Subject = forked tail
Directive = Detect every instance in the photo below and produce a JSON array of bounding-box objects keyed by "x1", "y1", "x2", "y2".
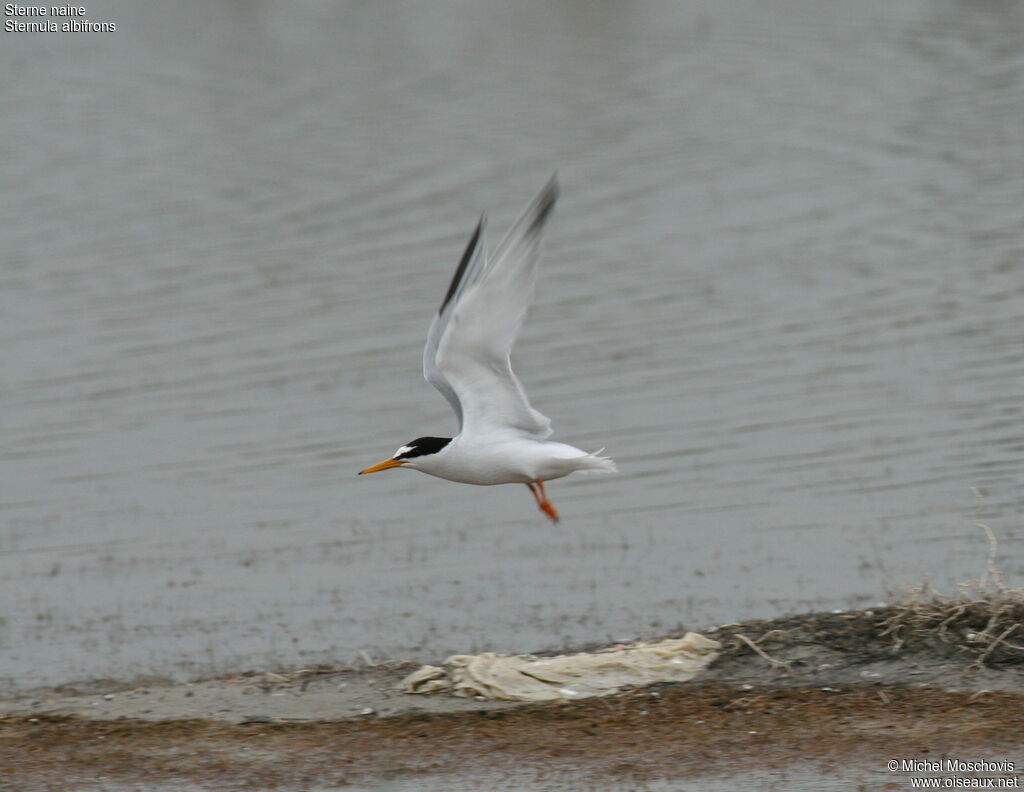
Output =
[{"x1": 574, "y1": 448, "x2": 618, "y2": 475}]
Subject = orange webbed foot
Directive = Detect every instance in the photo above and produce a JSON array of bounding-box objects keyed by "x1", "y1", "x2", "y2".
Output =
[{"x1": 527, "y1": 481, "x2": 560, "y2": 523}]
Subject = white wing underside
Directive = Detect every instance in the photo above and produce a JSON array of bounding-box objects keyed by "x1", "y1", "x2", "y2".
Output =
[{"x1": 423, "y1": 177, "x2": 559, "y2": 440}]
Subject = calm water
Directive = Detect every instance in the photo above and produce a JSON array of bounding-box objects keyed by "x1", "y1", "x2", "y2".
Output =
[{"x1": 2, "y1": 0, "x2": 1023, "y2": 692}]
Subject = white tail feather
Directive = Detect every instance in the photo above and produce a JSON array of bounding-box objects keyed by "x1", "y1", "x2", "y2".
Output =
[{"x1": 574, "y1": 449, "x2": 617, "y2": 475}]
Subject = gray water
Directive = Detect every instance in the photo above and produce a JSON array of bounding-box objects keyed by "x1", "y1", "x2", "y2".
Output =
[
  {"x1": 50, "y1": 766, "x2": 876, "y2": 792},
  {"x1": 2, "y1": 0, "x2": 1022, "y2": 692},
  {"x1": 75, "y1": 765, "x2": 880, "y2": 792}
]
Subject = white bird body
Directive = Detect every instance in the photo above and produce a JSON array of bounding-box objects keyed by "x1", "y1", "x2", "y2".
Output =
[
  {"x1": 406, "y1": 434, "x2": 614, "y2": 486},
  {"x1": 359, "y1": 177, "x2": 615, "y2": 520}
]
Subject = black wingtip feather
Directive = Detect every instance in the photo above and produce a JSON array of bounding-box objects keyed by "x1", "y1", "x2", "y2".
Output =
[
  {"x1": 527, "y1": 175, "x2": 560, "y2": 237},
  {"x1": 440, "y1": 214, "x2": 485, "y2": 314},
  {"x1": 438, "y1": 177, "x2": 559, "y2": 315}
]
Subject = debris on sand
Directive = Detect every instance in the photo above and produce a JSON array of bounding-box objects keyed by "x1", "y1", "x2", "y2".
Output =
[{"x1": 401, "y1": 633, "x2": 721, "y2": 701}]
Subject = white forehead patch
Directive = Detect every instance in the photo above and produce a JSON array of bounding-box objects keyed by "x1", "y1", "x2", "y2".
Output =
[{"x1": 395, "y1": 445, "x2": 413, "y2": 458}]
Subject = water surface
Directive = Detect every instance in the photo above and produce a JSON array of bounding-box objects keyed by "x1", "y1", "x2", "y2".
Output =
[{"x1": 2, "y1": 0, "x2": 1023, "y2": 691}]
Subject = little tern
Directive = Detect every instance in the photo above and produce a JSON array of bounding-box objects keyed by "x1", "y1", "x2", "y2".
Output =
[{"x1": 359, "y1": 177, "x2": 616, "y2": 521}]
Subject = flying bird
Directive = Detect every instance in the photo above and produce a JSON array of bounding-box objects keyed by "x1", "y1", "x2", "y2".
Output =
[{"x1": 359, "y1": 177, "x2": 616, "y2": 521}]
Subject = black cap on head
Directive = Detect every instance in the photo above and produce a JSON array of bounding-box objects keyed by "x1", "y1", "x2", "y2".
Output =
[{"x1": 395, "y1": 437, "x2": 452, "y2": 460}]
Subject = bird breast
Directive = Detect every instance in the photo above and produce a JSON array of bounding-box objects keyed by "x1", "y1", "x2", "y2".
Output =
[{"x1": 415, "y1": 437, "x2": 585, "y2": 486}]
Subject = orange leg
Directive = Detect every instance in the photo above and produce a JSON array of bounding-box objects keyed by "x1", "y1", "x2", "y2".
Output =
[{"x1": 526, "y1": 481, "x2": 560, "y2": 523}]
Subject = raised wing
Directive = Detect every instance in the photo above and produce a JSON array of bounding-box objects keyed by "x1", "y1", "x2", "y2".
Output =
[
  {"x1": 432, "y1": 176, "x2": 559, "y2": 439},
  {"x1": 423, "y1": 215, "x2": 487, "y2": 430}
]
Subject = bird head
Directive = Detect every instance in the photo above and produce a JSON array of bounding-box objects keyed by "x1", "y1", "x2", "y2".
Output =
[{"x1": 359, "y1": 436, "x2": 452, "y2": 475}]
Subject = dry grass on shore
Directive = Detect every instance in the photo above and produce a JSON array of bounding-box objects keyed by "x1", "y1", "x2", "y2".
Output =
[
  {"x1": 880, "y1": 522, "x2": 1024, "y2": 666},
  {"x1": 705, "y1": 517, "x2": 1024, "y2": 675}
]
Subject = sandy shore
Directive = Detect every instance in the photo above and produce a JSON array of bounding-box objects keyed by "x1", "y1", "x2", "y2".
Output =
[{"x1": 3, "y1": 608, "x2": 1023, "y2": 790}]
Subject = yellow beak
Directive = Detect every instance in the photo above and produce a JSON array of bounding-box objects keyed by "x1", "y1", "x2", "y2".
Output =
[{"x1": 358, "y1": 457, "x2": 406, "y2": 475}]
